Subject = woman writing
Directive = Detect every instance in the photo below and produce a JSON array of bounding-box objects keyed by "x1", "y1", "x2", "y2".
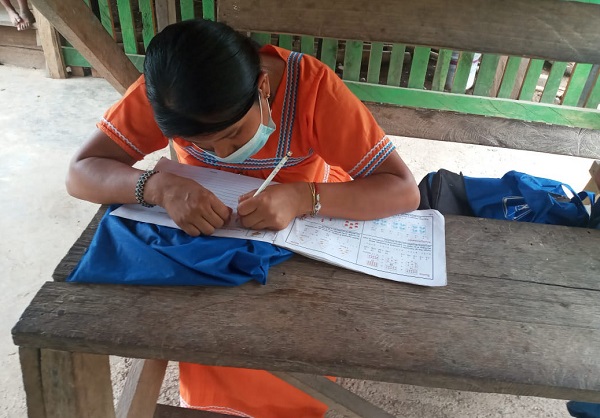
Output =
[{"x1": 67, "y1": 19, "x2": 419, "y2": 418}]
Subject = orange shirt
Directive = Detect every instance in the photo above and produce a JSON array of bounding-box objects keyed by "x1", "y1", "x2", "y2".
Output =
[
  {"x1": 97, "y1": 45, "x2": 395, "y2": 417},
  {"x1": 98, "y1": 45, "x2": 395, "y2": 185}
]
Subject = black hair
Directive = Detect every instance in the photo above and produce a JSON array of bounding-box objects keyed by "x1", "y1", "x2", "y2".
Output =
[{"x1": 144, "y1": 19, "x2": 261, "y2": 137}]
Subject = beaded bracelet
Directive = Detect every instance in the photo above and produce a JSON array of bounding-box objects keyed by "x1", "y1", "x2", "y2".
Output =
[
  {"x1": 135, "y1": 170, "x2": 159, "y2": 208},
  {"x1": 308, "y1": 182, "x2": 322, "y2": 216}
]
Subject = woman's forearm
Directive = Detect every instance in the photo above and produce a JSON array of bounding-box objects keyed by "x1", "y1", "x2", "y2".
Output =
[
  {"x1": 315, "y1": 172, "x2": 420, "y2": 220},
  {"x1": 66, "y1": 156, "x2": 145, "y2": 204}
]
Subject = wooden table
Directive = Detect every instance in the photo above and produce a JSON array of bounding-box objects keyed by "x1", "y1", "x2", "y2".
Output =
[{"x1": 12, "y1": 207, "x2": 600, "y2": 417}]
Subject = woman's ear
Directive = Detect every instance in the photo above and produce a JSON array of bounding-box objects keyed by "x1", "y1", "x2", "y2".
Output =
[{"x1": 258, "y1": 72, "x2": 271, "y2": 99}]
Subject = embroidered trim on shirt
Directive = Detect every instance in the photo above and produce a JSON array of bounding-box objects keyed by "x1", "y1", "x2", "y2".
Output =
[
  {"x1": 180, "y1": 397, "x2": 254, "y2": 418},
  {"x1": 322, "y1": 163, "x2": 330, "y2": 183},
  {"x1": 277, "y1": 51, "x2": 302, "y2": 158},
  {"x1": 348, "y1": 136, "x2": 395, "y2": 178},
  {"x1": 100, "y1": 118, "x2": 146, "y2": 157},
  {"x1": 184, "y1": 51, "x2": 303, "y2": 170},
  {"x1": 183, "y1": 145, "x2": 313, "y2": 171}
]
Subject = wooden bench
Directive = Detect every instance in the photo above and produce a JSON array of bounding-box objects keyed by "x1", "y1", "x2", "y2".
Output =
[
  {"x1": 12, "y1": 204, "x2": 600, "y2": 417},
  {"x1": 13, "y1": 0, "x2": 600, "y2": 416}
]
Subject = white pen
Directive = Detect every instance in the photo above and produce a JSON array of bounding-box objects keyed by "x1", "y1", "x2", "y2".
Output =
[{"x1": 252, "y1": 151, "x2": 293, "y2": 197}]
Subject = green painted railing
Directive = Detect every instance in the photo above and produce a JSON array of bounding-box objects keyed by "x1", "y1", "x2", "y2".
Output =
[{"x1": 64, "y1": 0, "x2": 600, "y2": 130}]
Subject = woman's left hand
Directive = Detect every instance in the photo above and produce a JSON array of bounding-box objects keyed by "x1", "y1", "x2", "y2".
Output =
[{"x1": 237, "y1": 182, "x2": 311, "y2": 230}]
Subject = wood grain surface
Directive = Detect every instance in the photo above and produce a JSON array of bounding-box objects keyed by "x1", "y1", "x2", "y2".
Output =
[
  {"x1": 367, "y1": 104, "x2": 600, "y2": 159},
  {"x1": 15, "y1": 208, "x2": 600, "y2": 402},
  {"x1": 219, "y1": 0, "x2": 600, "y2": 64}
]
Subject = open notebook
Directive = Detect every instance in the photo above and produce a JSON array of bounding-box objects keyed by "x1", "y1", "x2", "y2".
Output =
[{"x1": 112, "y1": 158, "x2": 447, "y2": 286}]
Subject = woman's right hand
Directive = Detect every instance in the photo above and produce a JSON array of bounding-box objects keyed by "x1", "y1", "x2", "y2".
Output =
[{"x1": 146, "y1": 171, "x2": 232, "y2": 236}]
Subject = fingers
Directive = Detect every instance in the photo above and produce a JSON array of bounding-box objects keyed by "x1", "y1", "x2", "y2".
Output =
[
  {"x1": 237, "y1": 195, "x2": 259, "y2": 216},
  {"x1": 238, "y1": 190, "x2": 257, "y2": 204}
]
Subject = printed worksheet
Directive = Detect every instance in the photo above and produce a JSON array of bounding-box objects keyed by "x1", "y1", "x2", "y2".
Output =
[
  {"x1": 111, "y1": 158, "x2": 447, "y2": 286},
  {"x1": 273, "y1": 212, "x2": 446, "y2": 286}
]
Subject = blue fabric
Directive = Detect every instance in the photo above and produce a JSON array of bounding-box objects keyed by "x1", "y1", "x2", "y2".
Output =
[
  {"x1": 67, "y1": 205, "x2": 293, "y2": 286},
  {"x1": 567, "y1": 401, "x2": 600, "y2": 418},
  {"x1": 463, "y1": 171, "x2": 593, "y2": 227}
]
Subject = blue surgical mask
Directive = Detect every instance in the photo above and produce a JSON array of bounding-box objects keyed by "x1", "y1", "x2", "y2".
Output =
[{"x1": 205, "y1": 92, "x2": 276, "y2": 164}]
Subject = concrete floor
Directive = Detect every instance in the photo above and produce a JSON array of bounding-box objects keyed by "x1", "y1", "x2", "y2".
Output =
[{"x1": 1, "y1": 64, "x2": 592, "y2": 417}]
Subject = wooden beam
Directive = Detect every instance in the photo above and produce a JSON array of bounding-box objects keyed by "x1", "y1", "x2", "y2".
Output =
[
  {"x1": 366, "y1": 104, "x2": 600, "y2": 159},
  {"x1": 28, "y1": 0, "x2": 139, "y2": 94},
  {"x1": 40, "y1": 350, "x2": 115, "y2": 418},
  {"x1": 32, "y1": 7, "x2": 67, "y2": 79},
  {"x1": 346, "y1": 81, "x2": 600, "y2": 131},
  {"x1": 219, "y1": 0, "x2": 600, "y2": 64},
  {"x1": 273, "y1": 373, "x2": 396, "y2": 418},
  {"x1": 19, "y1": 348, "x2": 47, "y2": 418},
  {"x1": 116, "y1": 359, "x2": 167, "y2": 418}
]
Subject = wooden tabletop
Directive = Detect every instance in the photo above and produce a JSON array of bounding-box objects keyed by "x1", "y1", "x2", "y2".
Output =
[{"x1": 13, "y1": 206, "x2": 600, "y2": 402}]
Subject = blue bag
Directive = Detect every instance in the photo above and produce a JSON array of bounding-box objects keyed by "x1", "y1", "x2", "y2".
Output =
[
  {"x1": 567, "y1": 401, "x2": 600, "y2": 418},
  {"x1": 67, "y1": 205, "x2": 293, "y2": 286},
  {"x1": 463, "y1": 171, "x2": 594, "y2": 227}
]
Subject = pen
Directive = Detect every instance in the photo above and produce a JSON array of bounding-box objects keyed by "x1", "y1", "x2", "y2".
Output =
[{"x1": 252, "y1": 151, "x2": 292, "y2": 197}]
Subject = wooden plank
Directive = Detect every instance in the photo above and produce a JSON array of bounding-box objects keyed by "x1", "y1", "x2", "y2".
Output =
[
  {"x1": 451, "y1": 52, "x2": 474, "y2": 93},
  {"x1": 0, "y1": 45, "x2": 45, "y2": 69},
  {"x1": 218, "y1": 0, "x2": 600, "y2": 64},
  {"x1": 273, "y1": 373, "x2": 395, "y2": 418},
  {"x1": 541, "y1": 61, "x2": 569, "y2": 104},
  {"x1": 28, "y1": 0, "x2": 139, "y2": 94},
  {"x1": 346, "y1": 81, "x2": 600, "y2": 130},
  {"x1": 278, "y1": 34, "x2": 293, "y2": 50},
  {"x1": 32, "y1": 8, "x2": 67, "y2": 79},
  {"x1": 300, "y1": 35, "x2": 315, "y2": 55},
  {"x1": 155, "y1": 0, "x2": 169, "y2": 32},
  {"x1": 407, "y1": 47, "x2": 430, "y2": 89},
  {"x1": 40, "y1": 350, "x2": 115, "y2": 418},
  {"x1": 19, "y1": 348, "x2": 47, "y2": 418},
  {"x1": 14, "y1": 215, "x2": 600, "y2": 403},
  {"x1": 138, "y1": 0, "x2": 155, "y2": 50},
  {"x1": 154, "y1": 404, "x2": 233, "y2": 417},
  {"x1": 62, "y1": 46, "x2": 145, "y2": 72},
  {"x1": 117, "y1": 0, "x2": 138, "y2": 54},
  {"x1": 497, "y1": 56, "x2": 522, "y2": 98},
  {"x1": 202, "y1": 0, "x2": 215, "y2": 21},
  {"x1": 386, "y1": 44, "x2": 405, "y2": 87},
  {"x1": 0, "y1": 26, "x2": 38, "y2": 48},
  {"x1": 116, "y1": 359, "x2": 167, "y2": 418},
  {"x1": 320, "y1": 38, "x2": 338, "y2": 70},
  {"x1": 518, "y1": 59, "x2": 545, "y2": 101},
  {"x1": 584, "y1": 71, "x2": 600, "y2": 109},
  {"x1": 167, "y1": 0, "x2": 177, "y2": 25},
  {"x1": 367, "y1": 104, "x2": 600, "y2": 159},
  {"x1": 342, "y1": 40, "x2": 362, "y2": 81},
  {"x1": 584, "y1": 160, "x2": 600, "y2": 194},
  {"x1": 180, "y1": 0, "x2": 195, "y2": 20},
  {"x1": 366, "y1": 42, "x2": 383, "y2": 84},
  {"x1": 473, "y1": 54, "x2": 501, "y2": 97},
  {"x1": 250, "y1": 32, "x2": 271, "y2": 46},
  {"x1": 431, "y1": 49, "x2": 452, "y2": 92},
  {"x1": 563, "y1": 63, "x2": 594, "y2": 107},
  {"x1": 97, "y1": 0, "x2": 116, "y2": 38}
]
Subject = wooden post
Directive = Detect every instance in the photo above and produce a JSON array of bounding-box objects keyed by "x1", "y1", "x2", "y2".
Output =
[
  {"x1": 116, "y1": 359, "x2": 168, "y2": 418},
  {"x1": 32, "y1": 7, "x2": 67, "y2": 79},
  {"x1": 19, "y1": 348, "x2": 47, "y2": 418},
  {"x1": 28, "y1": 0, "x2": 140, "y2": 94},
  {"x1": 40, "y1": 349, "x2": 116, "y2": 418},
  {"x1": 155, "y1": 0, "x2": 177, "y2": 32}
]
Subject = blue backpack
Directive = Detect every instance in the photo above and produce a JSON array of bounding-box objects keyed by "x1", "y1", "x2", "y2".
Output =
[{"x1": 419, "y1": 170, "x2": 598, "y2": 229}]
